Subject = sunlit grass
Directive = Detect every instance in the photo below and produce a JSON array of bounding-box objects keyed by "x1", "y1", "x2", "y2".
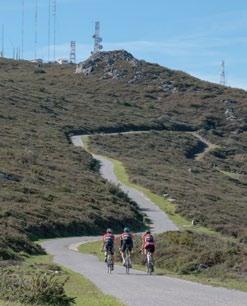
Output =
[{"x1": 0, "y1": 255, "x2": 124, "y2": 306}]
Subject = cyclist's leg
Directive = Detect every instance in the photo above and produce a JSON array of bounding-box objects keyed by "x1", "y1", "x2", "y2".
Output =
[
  {"x1": 104, "y1": 244, "x2": 108, "y2": 262},
  {"x1": 110, "y1": 245, "x2": 115, "y2": 269},
  {"x1": 127, "y1": 245, "x2": 132, "y2": 267},
  {"x1": 148, "y1": 245, "x2": 155, "y2": 271},
  {"x1": 121, "y1": 242, "x2": 126, "y2": 265},
  {"x1": 144, "y1": 245, "x2": 148, "y2": 260}
]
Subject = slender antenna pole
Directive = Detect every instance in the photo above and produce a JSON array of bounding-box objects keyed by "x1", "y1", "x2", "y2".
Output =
[
  {"x1": 34, "y1": 0, "x2": 38, "y2": 59},
  {"x1": 48, "y1": 0, "x2": 51, "y2": 62},
  {"x1": 1, "y1": 25, "x2": 4, "y2": 57},
  {"x1": 53, "y1": 0, "x2": 56, "y2": 61},
  {"x1": 21, "y1": 0, "x2": 24, "y2": 59}
]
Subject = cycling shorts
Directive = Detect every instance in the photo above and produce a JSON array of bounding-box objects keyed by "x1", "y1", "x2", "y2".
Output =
[
  {"x1": 121, "y1": 240, "x2": 133, "y2": 253},
  {"x1": 145, "y1": 244, "x2": 155, "y2": 253},
  {"x1": 104, "y1": 243, "x2": 114, "y2": 255}
]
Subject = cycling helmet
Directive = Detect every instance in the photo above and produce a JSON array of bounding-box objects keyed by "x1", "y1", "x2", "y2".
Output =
[
  {"x1": 124, "y1": 227, "x2": 130, "y2": 232},
  {"x1": 106, "y1": 228, "x2": 112, "y2": 233},
  {"x1": 145, "y1": 229, "x2": 151, "y2": 234}
]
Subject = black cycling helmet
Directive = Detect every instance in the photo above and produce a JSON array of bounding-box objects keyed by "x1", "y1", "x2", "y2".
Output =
[
  {"x1": 124, "y1": 227, "x2": 130, "y2": 232},
  {"x1": 145, "y1": 229, "x2": 151, "y2": 234},
  {"x1": 106, "y1": 228, "x2": 112, "y2": 233}
]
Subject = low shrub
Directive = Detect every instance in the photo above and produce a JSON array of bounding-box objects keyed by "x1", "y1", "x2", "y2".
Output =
[{"x1": 0, "y1": 270, "x2": 75, "y2": 305}]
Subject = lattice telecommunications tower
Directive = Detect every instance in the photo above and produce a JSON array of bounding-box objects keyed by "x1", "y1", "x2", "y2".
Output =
[
  {"x1": 220, "y1": 60, "x2": 226, "y2": 86},
  {"x1": 92, "y1": 21, "x2": 103, "y2": 54},
  {"x1": 70, "y1": 41, "x2": 76, "y2": 64}
]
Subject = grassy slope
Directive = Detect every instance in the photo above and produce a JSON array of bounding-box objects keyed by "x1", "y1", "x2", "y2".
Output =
[
  {"x1": 0, "y1": 54, "x2": 246, "y2": 257},
  {"x1": 0, "y1": 255, "x2": 123, "y2": 306},
  {"x1": 0, "y1": 59, "x2": 149, "y2": 260},
  {"x1": 89, "y1": 131, "x2": 247, "y2": 241}
]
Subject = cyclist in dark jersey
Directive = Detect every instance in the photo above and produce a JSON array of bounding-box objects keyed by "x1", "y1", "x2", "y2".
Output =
[
  {"x1": 102, "y1": 228, "x2": 115, "y2": 267},
  {"x1": 120, "y1": 227, "x2": 133, "y2": 266}
]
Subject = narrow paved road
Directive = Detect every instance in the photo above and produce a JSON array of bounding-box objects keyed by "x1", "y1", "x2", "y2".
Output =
[
  {"x1": 43, "y1": 236, "x2": 247, "y2": 306},
  {"x1": 42, "y1": 133, "x2": 247, "y2": 306},
  {"x1": 72, "y1": 135, "x2": 177, "y2": 234}
]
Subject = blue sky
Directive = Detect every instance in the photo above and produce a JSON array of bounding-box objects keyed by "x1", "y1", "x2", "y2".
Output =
[{"x1": 1, "y1": 0, "x2": 247, "y2": 89}]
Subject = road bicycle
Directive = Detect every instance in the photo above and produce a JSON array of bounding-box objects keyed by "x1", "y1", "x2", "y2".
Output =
[
  {"x1": 106, "y1": 251, "x2": 114, "y2": 274},
  {"x1": 124, "y1": 248, "x2": 132, "y2": 274},
  {"x1": 146, "y1": 251, "x2": 154, "y2": 275}
]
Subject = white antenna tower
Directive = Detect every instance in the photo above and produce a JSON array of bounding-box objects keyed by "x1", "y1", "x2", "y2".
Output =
[
  {"x1": 52, "y1": 0, "x2": 57, "y2": 61},
  {"x1": 1, "y1": 25, "x2": 4, "y2": 57},
  {"x1": 70, "y1": 41, "x2": 76, "y2": 63},
  {"x1": 48, "y1": 0, "x2": 51, "y2": 62},
  {"x1": 92, "y1": 21, "x2": 103, "y2": 54},
  {"x1": 21, "y1": 0, "x2": 25, "y2": 59},
  {"x1": 34, "y1": 0, "x2": 38, "y2": 59},
  {"x1": 220, "y1": 60, "x2": 226, "y2": 86}
]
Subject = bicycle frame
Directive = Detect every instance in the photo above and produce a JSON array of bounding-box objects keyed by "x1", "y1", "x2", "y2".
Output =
[
  {"x1": 146, "y1": 251, "x2": 154, "y2": 275},
  {"x1": 106, "y1": 252, "x2": 113, "y2": 274},
  {"x1": 124, "y1": 249, "x2": 131, "y2": 274}
]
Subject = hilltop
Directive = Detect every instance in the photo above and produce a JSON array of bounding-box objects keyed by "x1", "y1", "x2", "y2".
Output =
[{"x1": 0, "y1": 50, "x2": 246, "y2": 260}]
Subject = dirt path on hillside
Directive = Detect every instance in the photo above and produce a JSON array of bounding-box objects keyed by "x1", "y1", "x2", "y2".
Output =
[
  {"x1": 76, "y1": 129, "x2": 218, "y2": 161},
  {"x1": 192, "y1": 132, "x2": 219, "y2": 161}
]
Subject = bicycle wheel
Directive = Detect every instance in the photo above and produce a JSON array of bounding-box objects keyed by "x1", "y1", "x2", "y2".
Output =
[
  {"x1": 125, "y1": 250, "x2": 130, "y2": 274},
  {"x1": 146, "y1": 252, "x2": 153, "y2": 275},
  {"x1": 106, "y1": 254, "x2": 113, "y2": 274}
]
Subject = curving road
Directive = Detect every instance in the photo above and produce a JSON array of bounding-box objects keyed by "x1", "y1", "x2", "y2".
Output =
[
  {"x1": 42, "y1": 133, "x2": 247, "y2": 306},
  {"x1": 72, "y1": 135, "x2": 177, "y2": 234}
]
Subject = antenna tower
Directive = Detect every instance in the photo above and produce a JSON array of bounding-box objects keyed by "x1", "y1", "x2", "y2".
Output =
[
  {"x1": 48, "y1": 0, "x2": 51, "y2": 61},
  {"x1": 92, "y1": 21, "x2": 103, "y2": 54},
  {"x1": 52, "y1": 0, "x2": 57, "y2": 61},
  {"x1": 1, "y1": 25, "x2": 4, "y2": 57},
  {"x1": 220, "y1": 60, "x2": 226, "y2": 86},
  {"x1": 70, "y1": 41, "x2": 76, "y2": 63},
  {"x1": 21, "y1": 0, "x2": 25, "y2": 59},
  {"x1": 34, "y1": 0, "x2": 38, "y2": 59}
]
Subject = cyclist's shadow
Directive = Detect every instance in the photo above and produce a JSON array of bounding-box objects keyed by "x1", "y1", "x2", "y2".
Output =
[{"x1": 116, "y1": 272, "x2": 155, "y2": 276}]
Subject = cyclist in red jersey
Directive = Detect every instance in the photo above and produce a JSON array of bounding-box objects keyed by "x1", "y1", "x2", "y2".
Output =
[
  {"x1": 141, "y1": 229, "x2": 155, "y2": 255},
  {"x1": 120, "y1": 227, "x2": 133, "y2": 266},
  {"x1": 102, "y1": 228, "x2": 115, "y2": 268}
]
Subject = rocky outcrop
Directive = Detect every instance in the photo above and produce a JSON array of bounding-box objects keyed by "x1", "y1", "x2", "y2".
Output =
[{"x1": 76, "y1": 50, "x2": 139, "y2": 80}]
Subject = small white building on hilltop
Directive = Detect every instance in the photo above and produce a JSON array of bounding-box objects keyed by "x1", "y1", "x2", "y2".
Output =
[{"x1": 57, "y1": 58, "x2": 69, "y2": 65}]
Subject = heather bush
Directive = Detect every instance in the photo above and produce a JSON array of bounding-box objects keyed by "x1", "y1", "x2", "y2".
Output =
[{"x1": 0, "y1": 270, "x2": 75, "y2": 305}]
